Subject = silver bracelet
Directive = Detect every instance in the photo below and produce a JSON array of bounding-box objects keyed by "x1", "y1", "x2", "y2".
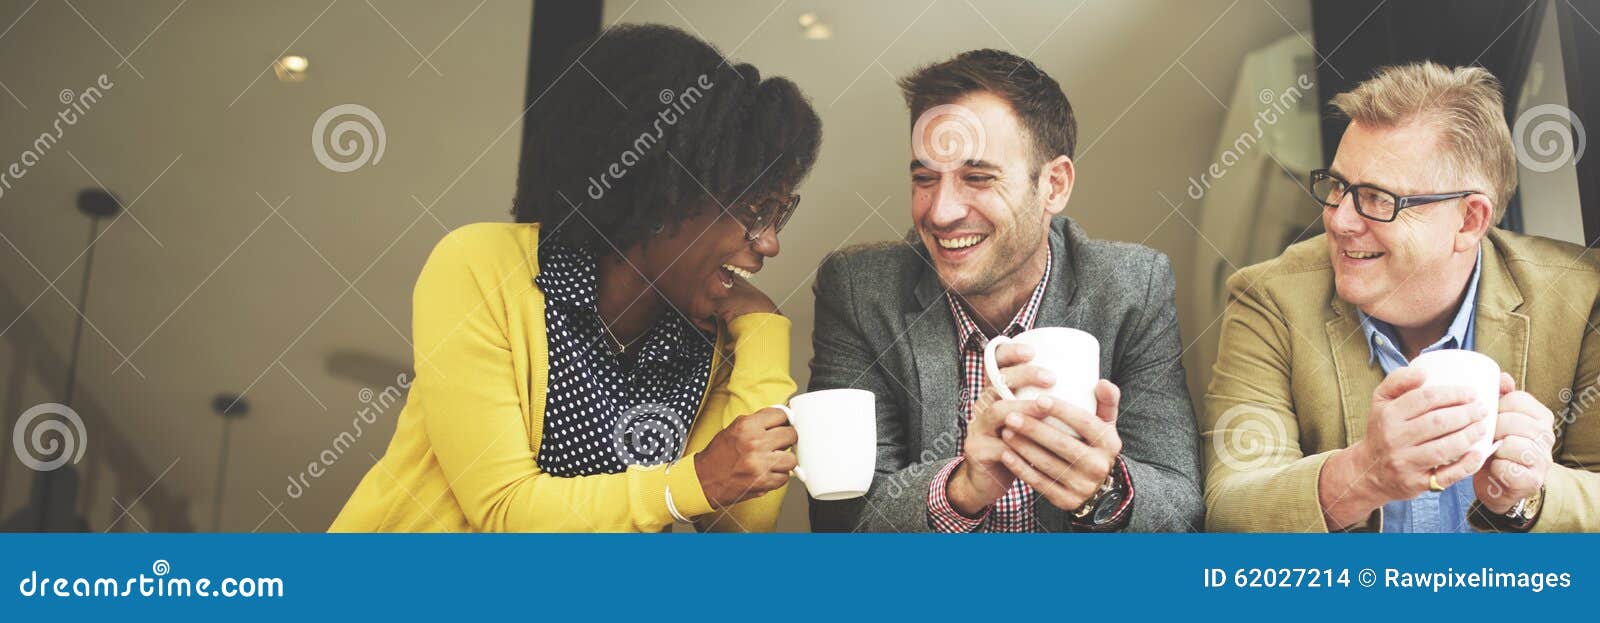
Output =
[{"x1": 664, "y1": 461, "x2": 691, "y2": 523}]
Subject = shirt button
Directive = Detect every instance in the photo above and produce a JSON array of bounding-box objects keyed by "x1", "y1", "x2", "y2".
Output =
[{"x1": 1375, "y1": 336, "x2": 1387, "y2": 347}]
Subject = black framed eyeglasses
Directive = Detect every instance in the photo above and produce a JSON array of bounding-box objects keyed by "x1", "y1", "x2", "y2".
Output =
[
  {"x1": 734, "y1": 194, "x2": 800, "y2": 242},
  {"x1": 1309, "y1": 169, "x2": 1481, "y2": 223}
]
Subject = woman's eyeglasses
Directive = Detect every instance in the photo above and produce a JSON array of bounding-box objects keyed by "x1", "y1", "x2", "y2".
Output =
[
  {"x1": 1309, "y1": 168, "x2": 1480, "y2": 223},
  {"x1": 733, "y1": 194, "x2": 801, "y2": 242}
]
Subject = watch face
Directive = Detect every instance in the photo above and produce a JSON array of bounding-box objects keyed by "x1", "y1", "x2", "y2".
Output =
[{"x1": 1092, "y1": 489, "x2": 1126, "y2": 524}]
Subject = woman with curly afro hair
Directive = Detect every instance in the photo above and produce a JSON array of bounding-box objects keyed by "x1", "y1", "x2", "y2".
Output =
[{"x1": 334, "y1": 25, "x2": 822, "y2": 532}]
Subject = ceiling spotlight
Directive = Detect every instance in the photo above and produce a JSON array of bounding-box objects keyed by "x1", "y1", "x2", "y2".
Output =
[
  {"x1": 798, "y1": 13, "x2": 831, "y2": 40},
  {"x1": 273, "y1": 55, "x2": 309, "y2": 82}
]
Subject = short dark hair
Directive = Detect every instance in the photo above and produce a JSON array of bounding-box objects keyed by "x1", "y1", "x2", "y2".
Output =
[
  {"x1": 515, "y1": 25, "x2": 822, "y2": 253},
  {"x1": 898, "y1": 49, "x2": 1076, "y2": 169}
]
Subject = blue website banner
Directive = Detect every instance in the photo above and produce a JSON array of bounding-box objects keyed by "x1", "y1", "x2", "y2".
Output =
[{"x1": 1, "y1": 534, "x2": 1589, "y2": 620}]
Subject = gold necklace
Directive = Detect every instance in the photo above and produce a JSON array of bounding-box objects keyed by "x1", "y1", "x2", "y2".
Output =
[{"x1": 598, "y1": 315, "x2": 641, "y2": 354}]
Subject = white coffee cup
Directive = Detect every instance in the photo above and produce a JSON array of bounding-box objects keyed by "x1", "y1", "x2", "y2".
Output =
[
  {"x1": 770, "y1": 388, "x2": 876, "y2": 501},
  {"x1": 1409, "y1": 349, "x2": 1503, "y2": 469},
  {"x1": 982, "y1": 327, "x2": 1100, "y2": 438}
]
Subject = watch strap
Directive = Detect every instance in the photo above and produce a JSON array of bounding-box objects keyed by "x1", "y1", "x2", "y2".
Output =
[
  {"x1": 1069, "y1": 456, "x2": 1133, "y2": 532},
  {"x1": 1467, "y1": 487, "x2": 1544, "y2": 532}
]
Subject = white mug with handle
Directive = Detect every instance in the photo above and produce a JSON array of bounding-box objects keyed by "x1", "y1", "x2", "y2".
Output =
[
  {"x1": 982, "y1": 327, "x2": 1100, "y2": 438},
  {"x1": 771, "y1": 388, "x2": 876, "y2": 501},
  {"x1": 1409, "y1": 349, "x2": 1504, "y2": 470}
]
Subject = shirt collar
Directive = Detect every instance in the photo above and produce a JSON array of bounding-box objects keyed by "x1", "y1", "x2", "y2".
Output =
[
  {"x1": 634, "y1": 310, "x2": 701, "y2": 365},
  {"x1": 534, "y1": 243, "x2": 599, "y2": 311},
  {"x1": 947, "y1": 246, "x2": 1053, "y2": 353},
  {"x1": 1358, "y1": 246, "x2": 1483, "y2": 364}
]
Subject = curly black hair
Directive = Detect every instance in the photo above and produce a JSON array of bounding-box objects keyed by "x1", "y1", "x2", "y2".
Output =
[{"x1": 514, "y1": 25, "x2": 822, "y2": 254}]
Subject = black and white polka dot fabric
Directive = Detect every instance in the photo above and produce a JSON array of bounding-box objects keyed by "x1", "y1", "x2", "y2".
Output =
[{"x1": 533, "y1": 243, "x2": 713, "y2": 478}]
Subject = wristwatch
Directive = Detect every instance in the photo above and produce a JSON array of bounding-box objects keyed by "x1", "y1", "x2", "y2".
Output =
[
  {"x1": 1503, "y1": 487, "x2": 1544, "y2": 525},
  {"x1": 1467, "y1": 486, "x2": 1544, "y2": 532},
  {"x1": 1073, "y1": 471, "x2": 1118, "y2": 519},
  {"x1": 1069, "y1": 457, "x2": 1131, "y2": 530}
]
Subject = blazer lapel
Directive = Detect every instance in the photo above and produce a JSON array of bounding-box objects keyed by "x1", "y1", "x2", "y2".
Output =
[
  {"x1": 1326, "y1": 297, "x2": 1382, "y2": 445},
  {"x1": 1034, "y1": 217, "x2": 1080, "y2": 329},
  {"x1": 906, "y1": 246, "x2": 961, "y2": 454},
  {"x1": 1471, "y1": 236, "x2": 1530, "y2": 388}
]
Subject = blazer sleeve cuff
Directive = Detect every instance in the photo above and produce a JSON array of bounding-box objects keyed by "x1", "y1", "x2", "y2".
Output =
[
  {"x1": 1210, "y1": 450, "x2": 1343, "y2": 532},
  {"x1": 1306, "y1": 450, "x2": 1381, "y2": 532},
  {"x1": 1531, "y1": 467, "x2": 1571, "y2": 532},
  {"x1": 1520, "y1": 465, "x2": 1589, "y2": 533}
]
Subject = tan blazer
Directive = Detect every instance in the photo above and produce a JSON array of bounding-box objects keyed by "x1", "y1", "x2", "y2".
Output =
[{"x1": 1203, "y1": 228, "x2": 1600, "y2": 532}]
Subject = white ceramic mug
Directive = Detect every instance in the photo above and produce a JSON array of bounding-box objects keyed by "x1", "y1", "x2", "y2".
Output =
[
  {"x1": 771, "y1": 388, "x2": 876, "y2": 501},
  {"x1": 982, "y1": 327, "x2": 1100, "y2": 438},
  {"x1": 1409, "y1": 349, "x2": 1503, "y2": 469}
]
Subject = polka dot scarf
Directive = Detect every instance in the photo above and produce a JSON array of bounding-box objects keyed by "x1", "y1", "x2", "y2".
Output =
[{"x1": 533, "y1": 243, "x2": 713, "y2": 477}]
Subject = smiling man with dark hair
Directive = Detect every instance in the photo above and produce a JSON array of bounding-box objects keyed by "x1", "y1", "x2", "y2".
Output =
[{"x1": 807, "y1": 49, "x2": 1202, "y2": 533}]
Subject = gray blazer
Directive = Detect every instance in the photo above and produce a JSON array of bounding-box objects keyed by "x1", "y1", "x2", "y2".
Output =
[{"x1": 807, "y1": 216, "x2": 1203, "y2": 532}]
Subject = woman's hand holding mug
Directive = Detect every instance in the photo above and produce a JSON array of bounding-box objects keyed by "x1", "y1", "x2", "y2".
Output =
[{"x1": 694, "y1": 407, "x2": 797, "y2": 509}]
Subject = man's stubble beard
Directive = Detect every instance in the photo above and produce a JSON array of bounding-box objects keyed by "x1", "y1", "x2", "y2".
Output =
[{"x1": 945, "y1": 191, "x2": 1049, "y2": 302}]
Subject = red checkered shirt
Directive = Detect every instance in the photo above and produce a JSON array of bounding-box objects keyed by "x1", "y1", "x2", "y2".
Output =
[{"x1": 926, "y1": 249, "x2": 1052, "y2": 532}]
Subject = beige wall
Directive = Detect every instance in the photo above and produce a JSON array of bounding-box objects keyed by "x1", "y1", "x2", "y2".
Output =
[{"x1": 0, "y1": 0, "x2": 531, "y2": 530}]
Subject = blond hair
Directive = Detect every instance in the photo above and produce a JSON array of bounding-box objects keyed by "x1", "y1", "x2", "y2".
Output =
[{"x1": 1329, "y1": 61, "x2": 1517, "y2": 222}]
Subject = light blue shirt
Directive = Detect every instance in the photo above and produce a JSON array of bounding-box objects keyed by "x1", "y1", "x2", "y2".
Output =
[{"x1": 1356, "y1": 248, "x2": 1482, "y2": 533}]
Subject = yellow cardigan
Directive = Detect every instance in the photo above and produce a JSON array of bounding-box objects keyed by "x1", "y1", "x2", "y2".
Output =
[{"x1": 330, "y1": 222, "x2": 795, "y2": 532}]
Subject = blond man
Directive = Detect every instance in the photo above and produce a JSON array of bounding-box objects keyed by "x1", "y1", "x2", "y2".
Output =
[{"x1": 1203, "y1": 61, "x2": 1600, "y2": 532}]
